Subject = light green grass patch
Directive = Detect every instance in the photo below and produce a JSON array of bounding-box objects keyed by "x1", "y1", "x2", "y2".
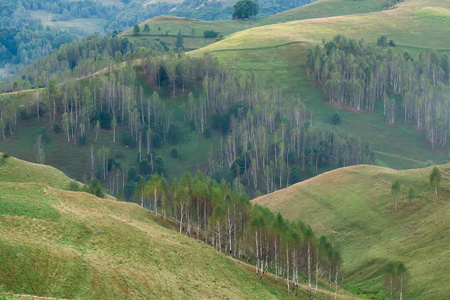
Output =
[{"x1": 253, "y1": 164, "x2": 450, "y2": 299}]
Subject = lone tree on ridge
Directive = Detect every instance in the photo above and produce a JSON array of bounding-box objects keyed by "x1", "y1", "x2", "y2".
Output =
[{"x1": 232, "y1": 0, "x2": 259, "y2": 20}]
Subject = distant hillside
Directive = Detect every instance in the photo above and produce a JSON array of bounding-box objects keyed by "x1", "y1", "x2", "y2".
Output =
[
  {"x1": 0, "y1": 156, "x2": 296, "y2": 299},
  {"x1": 253, "y1": 164, "x2": 450, "y2": 299},
  {"x1": 188, "y1": 0, "x2": 450, "y2": 170},
  {"x1": 122, "y1": 0, "x2": 389, "y2": 50}
]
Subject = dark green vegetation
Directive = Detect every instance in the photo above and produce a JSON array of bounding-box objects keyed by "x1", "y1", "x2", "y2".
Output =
[
  {"x1": 253, "y1": 163, "x2": 450, "y2": 299},
  {"x1": 0, "y1": 47, "x2": 374, "y2": 200},
  {"x1": 0, "y1": 26, "x2": 77, "y2": 70},
  {"x1": 307, "y1": 35, "x2": 450, "y2": 149},
  {"x1": 0, "y1": 155, "x2": 354, "y2": 299},
  {"x1": 232, "y1": 0, "x2": 260, "y2": 20},
  {"x1": 1, "y1": 33, "x2": 160, "y2": 93}
]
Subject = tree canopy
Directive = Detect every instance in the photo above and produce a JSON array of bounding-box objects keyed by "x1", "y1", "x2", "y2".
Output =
[{"x1": 232, "y1": 0, "x2": 259, "y2": 19}]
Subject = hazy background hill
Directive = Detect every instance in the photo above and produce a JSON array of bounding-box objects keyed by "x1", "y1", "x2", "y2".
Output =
[{"x1": 0, "y1": 0, "x2": 320, "y2": 78}]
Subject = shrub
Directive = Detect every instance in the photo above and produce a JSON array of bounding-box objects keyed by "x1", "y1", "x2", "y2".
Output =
[
  {"x1": 332, "y1": 113, "x2": 341, "y2": 125},
  {"x1": 88, "y1": 178, "x2": 104, "y2": 198},
  {"x1": 203, "y1": 127, "x2": 212, "y2": 138},
  {"x1": 154, "y1": 156, "x2": 165, "y2": 175},
  {"x1": 37, "y1": 127, "x2": 50, "y2": 143},
  {"x1": 122, "y1": 132, "x2": 136, "y2": 147},
  {"x1": 168, "y1": 124, "x2": 180, "y2": 144},
  {"x1": 203, "y1": 30, "x2": 218, "y2": 38},
  {"x1": 53, "y1": 122, "x2": 61, "y2": 133},
  {"x1": 377, "y1": 35, "x2": 388, "y2": 47},
  {"x1": 68, "y1": 180, "x2": 80, "y2": 191},
  {"x1": 170, "y1": 148, "x2": 179, "y2": 158},
  {"x1": 78, "y1": 134, "x2": 87, "y2": 146},
  {"x1": 139, "y1": 160, "x2": 151, "y2": 175}
]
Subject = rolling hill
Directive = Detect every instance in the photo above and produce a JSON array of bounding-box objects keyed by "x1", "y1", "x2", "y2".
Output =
[
  {"x1": 252, "y1": 163, "x2": 450, "y2": 299},
  {"x1": 123, "y1": 0, "x2": 450, "y2": 171},
  {"x1": 188, "y1": 0, "x2": 450, "y2": 170},
  {"x1": 122, "y1": 0, "x2": 389, "y2": 50},
  {"x1": 0, "y1": 155, "x2": 360, "y2": 299}
]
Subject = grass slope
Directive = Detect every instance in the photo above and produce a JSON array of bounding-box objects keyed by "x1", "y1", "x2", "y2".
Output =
[
  {"x1": 0, "y1": 156, "x2": 357, "y2": 300},
  {"x1": 195, "y1": 0, "x2": 450, "y2": 53},
  {"x1": 253, "y1": 164, "x2": 450, "y2": 299},
  {"x1": 122, "y1": 0, "x2": 388, "y2": 50}
]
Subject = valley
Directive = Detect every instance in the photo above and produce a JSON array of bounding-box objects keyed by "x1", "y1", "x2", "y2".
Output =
[{"x1": 0, "y1": 0, "x2": 449, "y2": 299}]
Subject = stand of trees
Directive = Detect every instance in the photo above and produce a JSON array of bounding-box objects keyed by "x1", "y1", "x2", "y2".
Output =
[
  {"x1": 385, "y1": 261, "x2": 408, "y2": 300},
  {"x1": 0, "y1": 45, "x2": 374, "y2": 199},
  {"x1": 133, "y1": 171, "x2": 343, "y2": 297},
  {"x1": 0, "y1": 25, "x2": 77, "y2": 69},
  {"x1": 306, "y1": 35, "x2": 450, "y2": 149},
  {"x1": 2, "y1": 33, "x2": 164, "y2": 92}
]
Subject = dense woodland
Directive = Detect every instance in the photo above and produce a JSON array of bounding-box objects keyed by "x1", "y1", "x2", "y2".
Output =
[
  {"x1": 307, "y1": 35, "x2": 450, "y2": 149},
  {"x1": 1, "y1": 33, "x2": 165, "y2": 92},
  {"x1": 0, "y1": 25, "x2": 77, "y2": 69}
]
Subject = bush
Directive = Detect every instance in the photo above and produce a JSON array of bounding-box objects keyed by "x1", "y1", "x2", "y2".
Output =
[
  {"x1": 377, "y1": 35, "x2": 388, "y2": 47},
  {"x1": 68, "y1": 180, "x2": 80, "y2": 191},
  {"x1": 170, "y1": 148, "x2": 179, "y2": 158},
  {"x1": 53, "y1": 122, "x2": 61, "y2": 133},
  {"x1": 37, "y1": 127, "x2": 50, "y2": 143},
  {"x1": 203, "y1": 30, "x2": 218, "y2": 38},
  {"x1": 99, "y1": 111, "x2": 112, "y2": 129},
  {"x1": 20, "y1": 109, "x2": 30, "y2": 120},
  {"x1": 78, "y1": 134, "x2": 87, "y2": 146},
  {"x1": 154, "y1": 156, "x2": 165, "y2": 175},
  {"x1": 168, "y1": 124, "x2": 180, "y2": 144},
  {"x1": 152, "y1": 133, "x2": 162, "y2": 148},
  {"x1": 88, "y1": 178, "x2": 104, "y2": 198},
  {"x1": 122, "y1": 132, "x2": 136, "y2": 147},
  {"x1": 203, "y1": 127, "x2": 212, "y2": 138},
  {"x1": 128, "y1": 167, "x2": 137, "y2": 182},
  {"x1": 139, "y1": 160, "x2": 151, "y2": 175},
  {"x1": 332, "y1": 113, "x2": 341, "y2": 125},
  {"x1": 108, "y1": 158, "x2": 120, "y2": 171},
  {"x1": 0, "y1": 153, "x2": 9, "y2": 164}
]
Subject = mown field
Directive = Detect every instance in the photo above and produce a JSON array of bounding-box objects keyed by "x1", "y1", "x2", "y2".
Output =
[
  {"x1": 0, "y1": 155, "x2": 358, "y2": 299},
  {"x1": 253, "y1": 163, "x2": 450, "y2": 299}
]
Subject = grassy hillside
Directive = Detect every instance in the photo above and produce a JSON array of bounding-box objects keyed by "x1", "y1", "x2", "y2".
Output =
[
  {"x1": 125, "y1": 1, "x2": 450, "y2": 170},
  {"x1": 188, "y1": 0, "x2": 450, "y2": 169},
  {"x1": 253, "y1": 164, "x2": 450, "y2": 299},
  {"x1": 196, "y1": 0, "x2": 450, "y2": 52},
  {"x1": 0, "y1": 155, "x2": 359, "y2": 300},
  {"x1": 122, "y1": 0, "x2": 388, "y2": 49}
]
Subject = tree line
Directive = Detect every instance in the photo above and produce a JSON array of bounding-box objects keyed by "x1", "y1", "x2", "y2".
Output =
[
  {"x1": 0, "y1": 25, "x2": 77, "y2": 71},
  {"x1": 2, "y1": 33, "x2": 164, "y2": 93},
  {"x1": 306, "y1": 35, "x2": 450, "y2": 149},
  {"x1": 131, "y1": 171, "x2": 343, "y2": 298}
]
